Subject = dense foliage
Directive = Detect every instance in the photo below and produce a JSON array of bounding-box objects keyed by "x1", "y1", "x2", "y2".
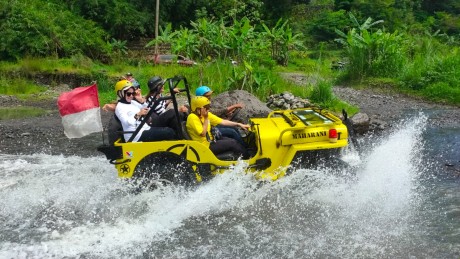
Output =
[
  {"x1": 0, "y1": 0, "x2": 109, "y2": 60},
  {"x1": 0, "y1": 0, "x2": 459, "y2": 106},
  {"x1": 1, "y1": 0, "x2": 459, "y2": 61}
]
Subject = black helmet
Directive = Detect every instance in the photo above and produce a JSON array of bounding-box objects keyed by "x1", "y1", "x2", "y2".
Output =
[{"x1": 147, "y1": 76, "x2": 165, "y2": 92}]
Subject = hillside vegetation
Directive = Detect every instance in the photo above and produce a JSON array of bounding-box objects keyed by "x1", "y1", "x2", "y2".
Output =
[{"x1": 0, "y1": 0, "x2": 459, "y2": 108}]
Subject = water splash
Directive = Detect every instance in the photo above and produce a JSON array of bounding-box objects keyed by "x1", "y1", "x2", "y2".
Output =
[
  {"x1": 1, "y1": 114, "x2": 458, "y2": 258},
  {"x1": 0, "y1": 155, "x2": 258, "y2": 257}
]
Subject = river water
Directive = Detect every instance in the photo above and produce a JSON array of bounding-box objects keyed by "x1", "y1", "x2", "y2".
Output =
[{"x1": 1, "y1": 114, "x2": 459, "y2": 258}]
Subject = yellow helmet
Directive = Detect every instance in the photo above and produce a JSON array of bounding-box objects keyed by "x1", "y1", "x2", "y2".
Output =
[
  {"x1": 191, "y1": 96, "x2": 211, "y2": 111},
  {"x1": 114, "y1": 80, "x2": 133, "y2": 99},
  {"x1": 115, "y1": 80, "x2": 133, "y2": 93}
]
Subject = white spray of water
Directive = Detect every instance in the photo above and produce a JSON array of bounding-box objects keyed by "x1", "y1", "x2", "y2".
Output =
[
  {"x1": 0, "y1": 155, "x2": 258, "y2": 257},
  {"x1": 0, "y1": 115, "x2": 433, "y2": 258},
  {"x1": 260, "y1": 114, "x2": 428, "y2": 257}
]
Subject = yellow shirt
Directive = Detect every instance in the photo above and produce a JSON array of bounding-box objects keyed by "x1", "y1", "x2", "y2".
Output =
[{"x1": 186, "y1": 112, "x2": 223, "y2": 147}]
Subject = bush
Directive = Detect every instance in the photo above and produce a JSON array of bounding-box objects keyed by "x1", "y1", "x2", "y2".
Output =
[
  {"x1": 422, "y1": 82, "x2": 460, "y2": 104},
  {"x1": 310, "y1": 80, "x2": 335, "y2": 105},
  {"x1": 335, "y1": 14, "x2": 408, "y2": 80},
  {"x1": 400, "y1": 46, "x2": 460, "y2": 91},
  {"x1": 0, "y1": 0, "x2": 109, "y2": 60}
]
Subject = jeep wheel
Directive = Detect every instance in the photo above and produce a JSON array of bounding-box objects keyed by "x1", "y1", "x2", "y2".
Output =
[{"x1": 132, "y1": 152, "x2": 196, "y2": 189}]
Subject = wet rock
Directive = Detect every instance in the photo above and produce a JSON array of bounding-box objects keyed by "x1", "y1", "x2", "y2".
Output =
[
  {"x1": 370, "y1": 119, "x2": 388, "y2": 131},
  {"x1": 350, "y1": 112, "x2": 370, "y2": 135}
]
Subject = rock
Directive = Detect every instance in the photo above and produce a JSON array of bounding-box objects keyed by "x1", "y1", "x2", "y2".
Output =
[
  {"x1": 370, "y1": 118, "x2": 388, "y2": 131},
  {"x1": 211, "y1": 90, "x2": 272, "y2": 123},
  {"x1": 350, "y1": 112, "x2": 370, "y2": 135},
  {"x1": 266, "y1": 92, "x2": 312, "y2": 110}
]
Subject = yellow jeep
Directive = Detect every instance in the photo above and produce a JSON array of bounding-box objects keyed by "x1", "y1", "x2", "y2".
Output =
[{"x1": 98, "y1": 76, "x2": 349, "y2": 186}]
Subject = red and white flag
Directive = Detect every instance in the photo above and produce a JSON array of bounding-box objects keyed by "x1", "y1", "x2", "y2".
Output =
[{"x1": 57, "y1": 83, "x2": 103, "y2": 138}]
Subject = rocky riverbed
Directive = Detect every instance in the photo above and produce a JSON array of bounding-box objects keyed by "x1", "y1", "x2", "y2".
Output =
[{"x1": 0, "y1": 84, "x2": 459, "y2": 157}]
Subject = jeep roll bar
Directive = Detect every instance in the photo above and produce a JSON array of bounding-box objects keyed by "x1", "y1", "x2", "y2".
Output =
[
  {"x1": 127, "y1": 75, "x2": 191, "y2": 142},
  {"x1": 166, "y1": 75, "x2": 191, "y2": 140}
]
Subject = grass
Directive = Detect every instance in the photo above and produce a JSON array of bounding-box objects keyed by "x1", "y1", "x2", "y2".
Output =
[
  {"x1": 0, "y1": 107, "x2": 49, "y2": 120},
  {"x1": 421, "y1": 82, "x2": 460, "y2": 104},
  {"x1": 0, "y1": 77, "x2": 47, "y2": 95},
  {"x1": 0, "y1": 54, "x2": 362, "y2": 117}
]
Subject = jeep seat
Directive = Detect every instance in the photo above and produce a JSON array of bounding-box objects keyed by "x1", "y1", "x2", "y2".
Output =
[
  {"x1": 181, "y1": 121, "x2": 191, "y2": 140},
  {"x1": 108, "y1": 115, "x2": 123, "y2": 144}
]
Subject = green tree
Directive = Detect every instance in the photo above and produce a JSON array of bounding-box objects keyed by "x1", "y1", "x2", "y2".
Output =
[
  {"x1": 306, "y1": 9, "x2": 349, "y2": 43},
  {"x1": 0, "y1": 0, "x2": 109, "y2": 60},
  {"x1": 203, "y1": 0, "x2": 264, "y2": 25},
  {"x1": 58, "y1": 0, "x2": 154, "y2": 40}
]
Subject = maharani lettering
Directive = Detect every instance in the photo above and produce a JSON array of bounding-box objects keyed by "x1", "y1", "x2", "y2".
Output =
[{"x1": 292, "y1": 131, "x2": 327, "y2": 139}]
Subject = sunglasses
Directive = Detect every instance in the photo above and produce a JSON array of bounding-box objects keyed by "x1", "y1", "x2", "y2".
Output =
[{"x1": 126, "y1": 92, "x2": 135, "y2": 97}]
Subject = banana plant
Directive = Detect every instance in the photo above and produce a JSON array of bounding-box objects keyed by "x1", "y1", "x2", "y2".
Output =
[
  {"x1": 145, "y1": 24, "x2": 177, "y2": 48},
  {"x1": 262, "y1": 19, "x2": 304, "y2": 66},
  {"x1": 171, "y1": 27, "x2": 200, "y2": 59},
  {"x1": 227, "y1": 60, "x2": 255, "y2": 92},
  {"x1": 226, "y1": 18, "x2": 256, "y2": 62},
  {"x1": 335, "y1": 13, "x2": 406, "y2": 79}
]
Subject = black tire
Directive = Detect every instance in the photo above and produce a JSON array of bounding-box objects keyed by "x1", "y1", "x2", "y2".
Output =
[{"x1": 131, "y1": 152, "x2": 196, "y2": 190}]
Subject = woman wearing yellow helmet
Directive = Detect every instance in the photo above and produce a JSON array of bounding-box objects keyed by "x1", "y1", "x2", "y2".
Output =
[
  {"x1": 103, "y1": 77, "x2": 144, "y2": 112},
  {"x1": 195, "y1": 85, "x2": 246, "y2": 148},
  {"x1": 114, "y1": 80, "x2": 176, "y2": 142},
  {"x1": 186, "y1": 96, "x2": 250, "y2": 159}
]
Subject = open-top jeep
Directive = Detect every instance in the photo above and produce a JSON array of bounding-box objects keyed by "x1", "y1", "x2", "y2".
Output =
[{"x1": 98, "y1": 76, "x2": 349, "y2": 186}]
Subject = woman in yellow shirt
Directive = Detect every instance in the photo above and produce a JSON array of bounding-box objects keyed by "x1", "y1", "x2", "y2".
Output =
[{"x1": 186, "y1": 96, "x2": 250, "y2": 159}]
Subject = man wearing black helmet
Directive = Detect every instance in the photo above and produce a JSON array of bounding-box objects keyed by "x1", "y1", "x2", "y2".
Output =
[
  {"x1": 145, "y1": 76, "x2": 188, "y2": 114},
  {"x1": 144, "y1": 76, "x2": 188, "y2": 134}
]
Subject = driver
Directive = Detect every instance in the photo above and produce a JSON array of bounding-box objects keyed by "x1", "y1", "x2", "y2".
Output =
[
  {"x1": 195, "y1": 86, "x2": 243, "y2": 119},
  {"x1": 186, "y1": 96, "x2": 250, "y2": 159}
]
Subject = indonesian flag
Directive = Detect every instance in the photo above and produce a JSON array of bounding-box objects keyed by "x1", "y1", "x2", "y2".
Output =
[{"x1": 57, "y1": 83, "x2": 103, "y2": 138}]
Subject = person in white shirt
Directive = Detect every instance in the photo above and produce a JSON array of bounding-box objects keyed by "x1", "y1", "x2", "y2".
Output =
[{"x1": 114, "y1": 80, "x2": 177, "y2": 142}]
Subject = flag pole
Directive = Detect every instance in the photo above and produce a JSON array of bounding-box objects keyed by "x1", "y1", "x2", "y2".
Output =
[
  {"x1": 155, "y1": 0, "x2": 160, "y2": 56},
  {"x1": 94, "y1": 80, "x2": 106, "y2": 145},
  {"x1": 101, "y1": 124, "x2": 106, "y2": 145}
]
